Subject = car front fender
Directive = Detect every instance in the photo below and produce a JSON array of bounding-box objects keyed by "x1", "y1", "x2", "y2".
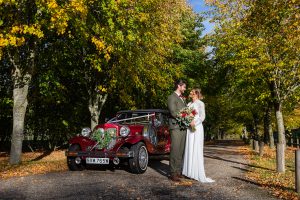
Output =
[
  {"x1": 120, "y1": 135, "x2": 156, "y2": 154},
  {"x1": 69, "y1": 136, "x2": 96, "y2": 151},
  {"x1": 124, "y1": 135, "x2": 145, "y2": 145}
]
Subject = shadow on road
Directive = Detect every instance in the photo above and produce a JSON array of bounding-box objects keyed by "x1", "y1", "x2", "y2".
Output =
[
  {"x1": 85, "y1": 163, "x2": 127, "y2": 173},
  {"x1": 74, "y1": 158, "x2": 171, "y2": 176},
  {"x1": 0, "y1": 189, "x2": 26, "y2": 199},
  {"x1": 148, "y1": 160, "x2": 170, "y2": 178},
  {"x1": 204, "y1": 154, "x2": 274, "y2": 171},
  {"x1": 231, "y1": 166, "x2": 252, "y2": 172},
  {"x1": 207, "y1": 140, "x2": 246, "y2": 146},
  {"x1": 30, "y1": 151, "x2": 52, "y2": 161},
  {"x1": 232, "y1": 176, "x2": 294, "y2": 191}
]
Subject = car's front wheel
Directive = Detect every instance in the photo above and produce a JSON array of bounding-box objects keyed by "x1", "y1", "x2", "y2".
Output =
[
  {"x1": 67, "y1": 144, "x2": 85, "y2": 171},
  {"x1": 129, "y1": 142, "x2": 148, "y2": 174}
]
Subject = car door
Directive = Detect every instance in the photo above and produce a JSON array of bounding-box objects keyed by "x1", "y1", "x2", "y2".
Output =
[{"x1": 154, "y1": 113, "x2": 170, "y2": 153}]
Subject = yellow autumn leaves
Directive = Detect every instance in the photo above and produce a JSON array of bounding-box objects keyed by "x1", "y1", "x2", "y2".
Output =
[
  {"x1": 70, "y1": 0, "x2": 87, "y2": 15},
  {"x1": 97, "y1": 85, "x2": 107, "y2": 93},
  {"x1": 245, "y1": 146, "x2": 299, "y2": 199},
  {"x1": 43, "y1": 0, "x2": 87, "y2": 34},
  {"x1": 45, "y1": 0, "x2": 87, "y2": 15},
  {"x1": 0, "y1": 151, "x2": 67, "y2": 179},
  {"x1": 0, "y1": 24, "x2": 43, "y2": 48},
  {"x1": 0, "y1": 0, "x2": 91, "y2": 57},
  {"x1": 11, "y1": 25, "x2": 44, "y2": 38},
  {"x1": 0, "y1": 35, "x2": 24, "y2": 47},
  {"x1": 91, "y1": 37, "x2": 113, "y2": 62}
]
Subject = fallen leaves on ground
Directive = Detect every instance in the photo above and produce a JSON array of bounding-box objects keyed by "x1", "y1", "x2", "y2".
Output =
[
  {"x1": 240, "y1": 145, "x2": 299, "y2": 200},
  {"x1": 0, "y1": 150, "x2": 67, "y2": 179},
  {"x1": 173, "y1": 180, "x2": 194, "y2": 186}
]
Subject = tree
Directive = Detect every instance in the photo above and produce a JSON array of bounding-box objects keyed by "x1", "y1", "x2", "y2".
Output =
[
  {"x1": 0, "y1": 0, "x2": 88, "y2": 164},
  {"x1": 0, "y1": 0, "x2": 44, "y2": 164},
  {"x1": 83, "y1": 0, "x2": 195, "y2": 127},
  {"x1": 0, "y1": 0, "x2": 198, "y2": 163},
  {"x1": 208, "y1": 0, "x2": 300, "y2": 172}
]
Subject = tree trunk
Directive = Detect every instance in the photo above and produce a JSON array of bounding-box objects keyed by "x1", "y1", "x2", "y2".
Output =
[
  {"x1": 264, "y1": 104, "x2": 275, "y2": 148},
  {"x1": 253, "y1": 112, "x2": 261, "y2": 141},
  {"x1": 242, "y1": 126, "x2": 249, "y2": 144},
  {"x1": 259, "y1": 141, "x2": 264, "y2": 156},
  {"x1": 276, "y1": 143, "x2": 285, "y2": 172},
  {"x1": 263, "y1": 108, "x2": 270, "y2": 144},
  {"x1": 250, "y1": 138, "x2": 254, "y2": 149},
  {"x1": 217, "y1": 128, "x2": 221, "y2": 140},
  {"x1": 269, "y1": 124, "x2": 275, "y2": 149},
  {"x1": 89, "y1": 93, "x2": 108, "y2": 130},
  {"x1": 269, "y1": 80, "x2": 285, "y2": 172},
  {"x1": 10, "y1": 69, "x2": 31, "y2": 164},
  {"x1": 9, "y1": 40, "x2": 35, "y2": 164},
  {"x1": 221, "y1": 130, "x2": 225, "y2": 139},
  {"x1": 254, "y1": 140, "x2": 259, "y2": 153},
  {"x1": 275, "y1": 102, "x2": 285, "y2": 172}
]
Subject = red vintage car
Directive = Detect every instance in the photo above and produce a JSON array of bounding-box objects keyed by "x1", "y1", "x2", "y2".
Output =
[{"x1": 65, "y1": 109, "x2": 171, "y2": 174}]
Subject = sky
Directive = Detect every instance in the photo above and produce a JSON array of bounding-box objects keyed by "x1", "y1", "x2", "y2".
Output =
[{"x1": 188, "y1": 0, "x2": 214, "y2": 36}]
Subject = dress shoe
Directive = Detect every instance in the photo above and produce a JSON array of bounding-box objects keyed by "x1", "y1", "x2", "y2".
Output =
[
  {"x1": 169, "y1": 174, "x2": 181, "y2": 182},
  {"x1": 177, "y1": 173, "x2": 185, "y2": 179}
]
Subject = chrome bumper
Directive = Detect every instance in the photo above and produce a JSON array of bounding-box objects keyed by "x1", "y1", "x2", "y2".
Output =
[{"x1": 65, "y1": 150, "x2": 134, "y2": 158}]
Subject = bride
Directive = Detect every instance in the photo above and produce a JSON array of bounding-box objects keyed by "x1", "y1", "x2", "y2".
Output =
[{"x1": 182, "y1": 88, "x2": 215, "y2": 183}]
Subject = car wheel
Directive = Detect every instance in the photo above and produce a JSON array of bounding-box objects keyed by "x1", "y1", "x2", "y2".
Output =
[
  {"x1": 129, "y1": 142, "x2": 148, "y2": 174},
  {"x1": 67, "y1": 144, "x2": 85, "y2": 171}
]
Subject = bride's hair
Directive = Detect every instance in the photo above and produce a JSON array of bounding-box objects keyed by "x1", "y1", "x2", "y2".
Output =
[{"x1": 194, "y1": 88, "x2": 203, "y2": 100}]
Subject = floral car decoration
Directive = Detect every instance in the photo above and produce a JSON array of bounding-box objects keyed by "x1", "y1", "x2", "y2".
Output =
[
  {"x1": 91, "y1": 128, "x2": 117, "y2": 150},
  {"x1": 65, "y1": 109, "x2": 171, "y2": 174}
]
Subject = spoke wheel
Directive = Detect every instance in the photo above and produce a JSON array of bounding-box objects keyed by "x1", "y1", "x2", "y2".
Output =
[{"x1": 129, "y1": 142, "x2": 148, "y2": 174}]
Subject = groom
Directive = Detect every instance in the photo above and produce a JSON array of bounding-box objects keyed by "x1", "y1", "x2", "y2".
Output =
[{"x1": 167, "y1": 79, "x2": 187, "y2": 182}]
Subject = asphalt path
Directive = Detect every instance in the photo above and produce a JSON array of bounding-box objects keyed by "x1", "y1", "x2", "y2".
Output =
[{"x1": 0, "y1": 141, "x2": 277, "y2": 200}]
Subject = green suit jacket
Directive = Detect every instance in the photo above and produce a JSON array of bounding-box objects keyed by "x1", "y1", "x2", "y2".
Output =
[{"x1": 167, "y1": 92, "x2": 186, "y2": 130}]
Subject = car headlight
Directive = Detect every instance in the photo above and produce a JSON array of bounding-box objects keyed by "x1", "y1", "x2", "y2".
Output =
[
  {"x1": 97, "y1": 128, "x2": 105, "y2": 135},
  {"x1": 120, "y1": 126, "x2": 130, "y2": 137},
  {"x1": 81, "y1": 127, "x2": 91, "y2": 137}
]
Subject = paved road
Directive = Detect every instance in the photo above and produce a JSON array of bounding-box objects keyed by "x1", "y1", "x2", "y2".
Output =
[{"x1": 0, "y1": 142, "x2": 277, "y2": 200}]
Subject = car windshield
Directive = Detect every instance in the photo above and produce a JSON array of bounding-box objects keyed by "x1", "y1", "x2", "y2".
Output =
[{"x1": 111, "y1": 112, "x2": 155, "y2": 125}]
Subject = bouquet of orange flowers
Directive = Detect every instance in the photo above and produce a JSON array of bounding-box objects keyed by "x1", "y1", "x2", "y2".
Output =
[{"x1": 176, "y1": 107, "x2": 197, "y2": 131}]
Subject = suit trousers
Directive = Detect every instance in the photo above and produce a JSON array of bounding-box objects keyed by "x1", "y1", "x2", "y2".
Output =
[{"x1": 170, "y1": 128, "x2": 187, "y2": 175}]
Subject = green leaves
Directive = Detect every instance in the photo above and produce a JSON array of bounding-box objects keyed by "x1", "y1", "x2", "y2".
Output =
[
  {"x1": 207, "y1": 0, "x2": 300, "y2": 142},
  {"x1": 0, "y1": 0, "x2": 208, "y2": 150},
  {"x1": 211, "y1": 0, "x2": 300, "y2": 103}
]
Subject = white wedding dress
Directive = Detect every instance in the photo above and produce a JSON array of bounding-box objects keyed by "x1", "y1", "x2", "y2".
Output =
[{"x1": 182, "y1": 99, "x2": 215, "y2": 183}]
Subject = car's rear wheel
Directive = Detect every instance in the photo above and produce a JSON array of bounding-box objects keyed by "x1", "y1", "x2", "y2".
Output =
[
  {"x1": 67, "y1": 144, "x2": 85, "y2": 171},
  {"x1": 129, "y1": 142, "x2": 148, "y2": 174}
]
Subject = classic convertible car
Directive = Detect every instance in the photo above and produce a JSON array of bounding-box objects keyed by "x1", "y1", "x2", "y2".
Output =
[{"x1": 65, "y1": 109, "x2": 171, "y2": 174}]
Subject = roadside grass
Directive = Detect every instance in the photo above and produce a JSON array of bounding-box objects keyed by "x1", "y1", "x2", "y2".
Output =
[
  {"x1": 0, "y1": 151, "x2": 67, "y2": 179},
  {"x1": 242, "y1": 145, "x2": 299, "y2": 200}
]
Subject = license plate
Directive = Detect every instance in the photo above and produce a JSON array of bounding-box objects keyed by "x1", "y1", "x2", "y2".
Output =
[{"x1": 86, "y1": 157, "x2": 109, "y2": 164}]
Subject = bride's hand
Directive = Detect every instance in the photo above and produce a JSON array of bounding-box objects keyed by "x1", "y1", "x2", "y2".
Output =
[{"x1": 190, "y1": 120, "x2": 195, "y2": 127}]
